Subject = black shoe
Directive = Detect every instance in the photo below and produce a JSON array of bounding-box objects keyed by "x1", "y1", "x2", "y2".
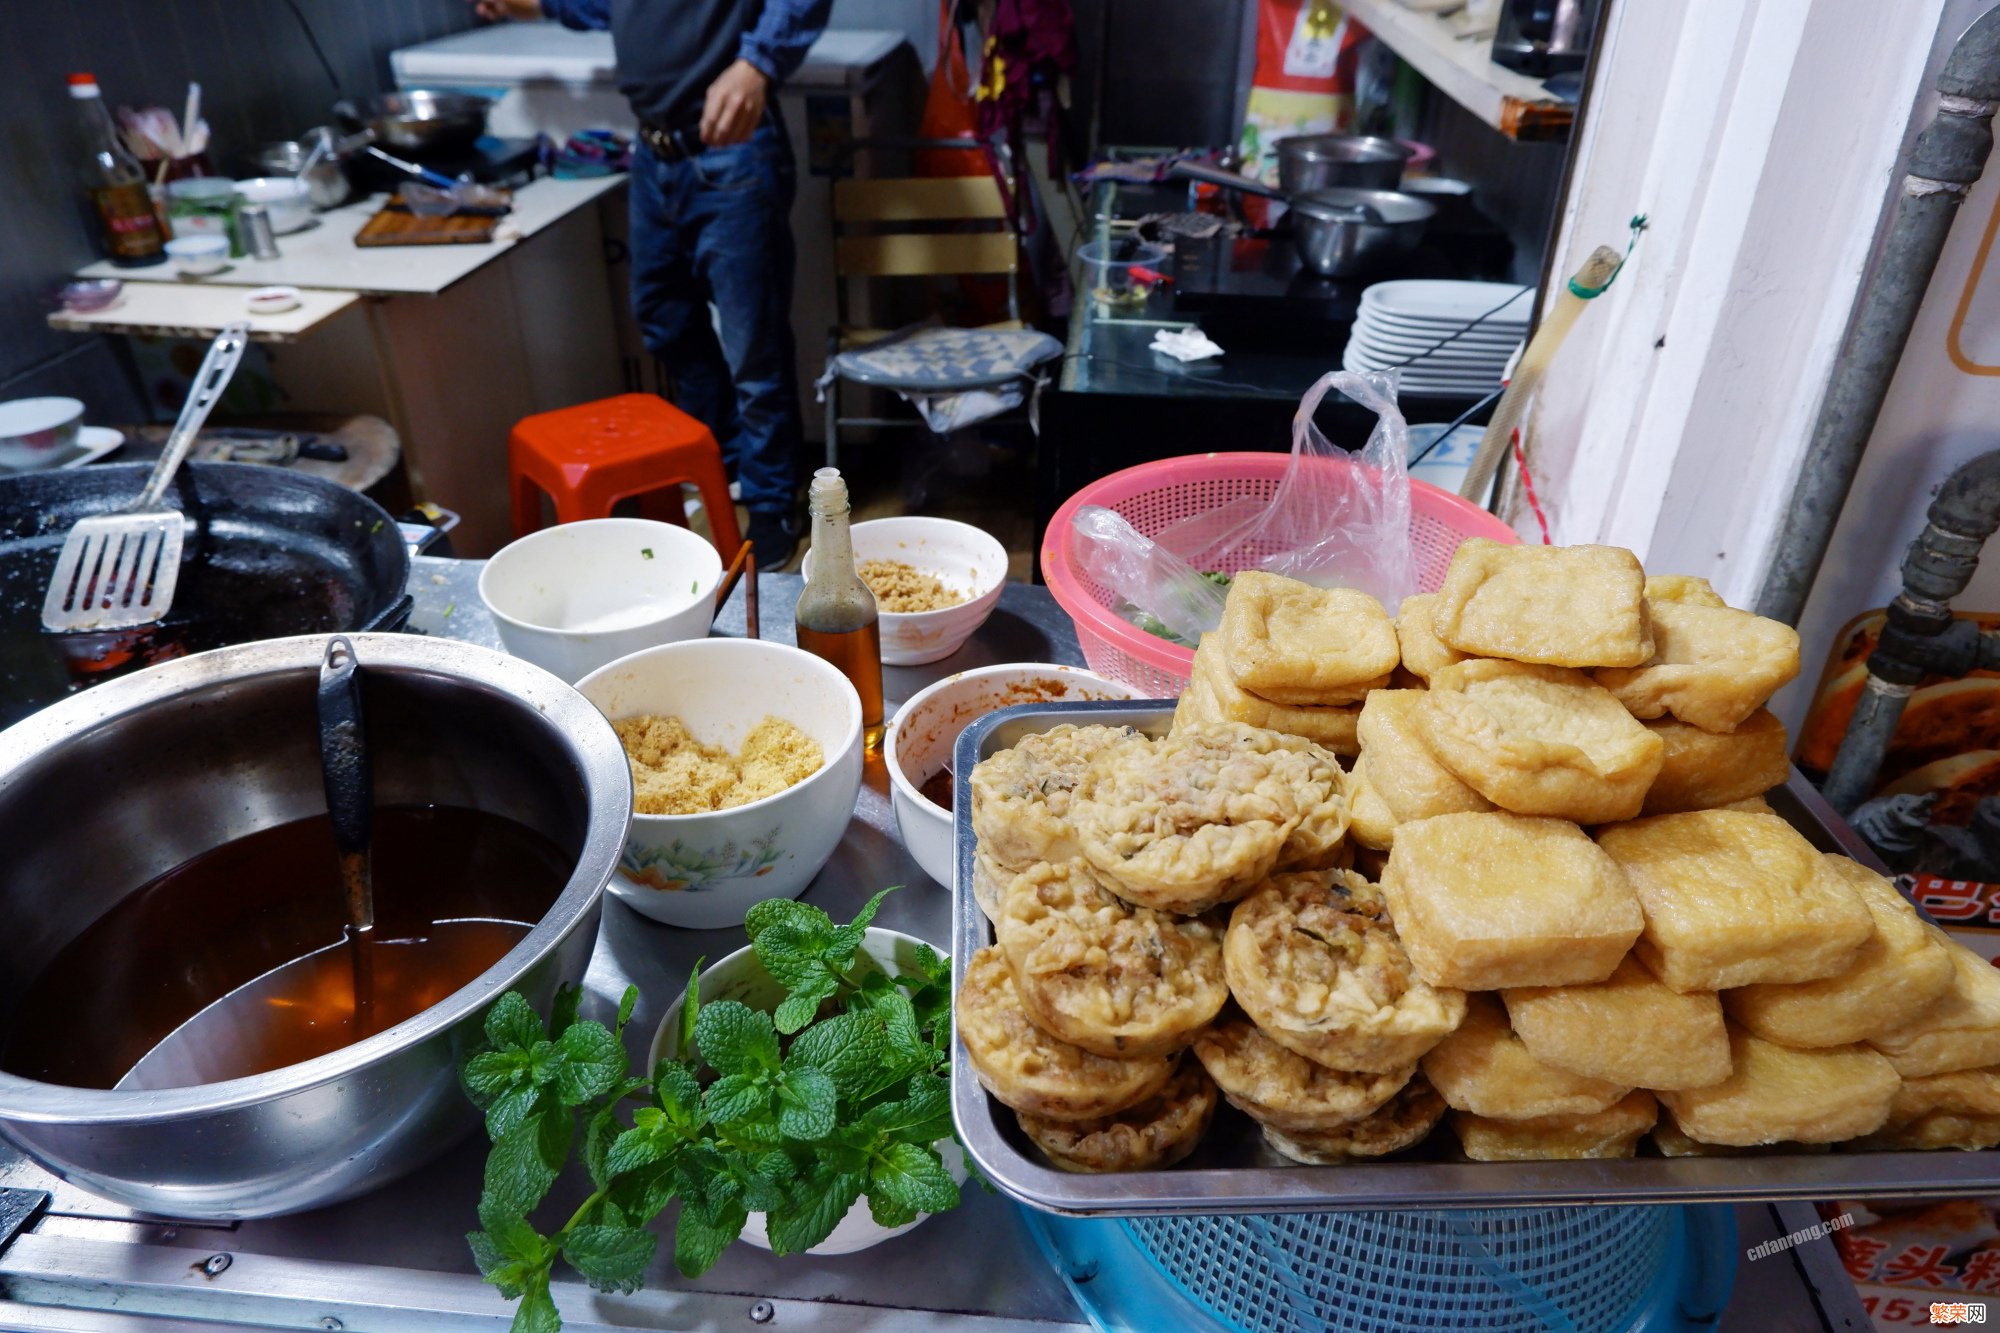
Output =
[{"x1": 746, "y1": 510, "x2": 798, "y2": 569}]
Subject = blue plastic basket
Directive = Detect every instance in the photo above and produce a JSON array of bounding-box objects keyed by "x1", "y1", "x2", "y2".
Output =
[{"x1": 1020, "y1": 1204, "x2": 1738, "y2": 1333}]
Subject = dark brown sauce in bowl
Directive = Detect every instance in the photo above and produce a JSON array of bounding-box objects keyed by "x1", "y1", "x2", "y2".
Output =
[{"x1": 918, "y1": 767, "x2": 954, "y2": 811}]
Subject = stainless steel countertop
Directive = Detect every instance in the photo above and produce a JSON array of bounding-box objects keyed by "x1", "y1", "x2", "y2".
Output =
[{"x1": 0, "y1": 559, "x2": 1866, "y2": 1331}]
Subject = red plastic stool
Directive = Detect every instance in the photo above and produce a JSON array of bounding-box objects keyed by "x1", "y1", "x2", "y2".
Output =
[{"x1": 509, "y1": 393, "x2": 743, "y2": 558}]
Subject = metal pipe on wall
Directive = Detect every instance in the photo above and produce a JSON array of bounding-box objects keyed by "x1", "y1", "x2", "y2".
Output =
[{"x1": 1755, "y1": 7, "x2": 2000, "y2": 627}]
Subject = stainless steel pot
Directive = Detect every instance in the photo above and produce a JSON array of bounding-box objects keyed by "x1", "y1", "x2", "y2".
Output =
[
  {"x1": 1170, "y1": 162, "x2": 1435, "y2": 277},
  {"x1": 0, "y1": 633, "x2": 631, "y2": 1218},
  {"x1": 1274, "y1": 134, "x2": 1412, "y2": 193},
  {"x1": 251, "y1": 129, "x2": 360, "y2": 210},
  {"x1": 337, "y1": 90, "x2": 490, "y2": 155}
]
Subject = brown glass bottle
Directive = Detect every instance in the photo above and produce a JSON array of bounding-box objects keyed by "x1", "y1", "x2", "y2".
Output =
[
  {"x1": 795, "y1": 467, "x2": 885, "y2": 750},
  {"x1": 68, "y1": 73, "x2": 166, "y2": 267}
]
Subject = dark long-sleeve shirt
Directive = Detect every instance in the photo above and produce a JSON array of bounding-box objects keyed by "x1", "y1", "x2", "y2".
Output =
[{"x1": 539, "y1": 0, "x2": 831, "y2": 128}]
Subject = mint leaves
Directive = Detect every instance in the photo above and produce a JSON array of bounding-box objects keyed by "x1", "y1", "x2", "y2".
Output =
[{"x1": 461, "y1": 886, "x2": 960, "y2": 1332}]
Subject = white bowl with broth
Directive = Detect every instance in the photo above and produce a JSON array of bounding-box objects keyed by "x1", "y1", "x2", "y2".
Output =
[
  {"x1": 885, "y1": 663, "x2": 1142, "y2": 890},
  {"x1": 802, "y1": 516, "x2": 1008, "y2": 666}
]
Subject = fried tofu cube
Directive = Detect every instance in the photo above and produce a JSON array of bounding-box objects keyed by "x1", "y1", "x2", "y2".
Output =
[
  {"x1": 1217, "y1": 571, "x2": 1398, "y2": 706},
  {"x1": 1650, "y1": 1115, "x2": 1830, "y2": 1156},
  {"x1": 1382, "y1": 812, "x2": 1643, "y2": 990},
  {"x1": 1451, "y1": 1091, "x2": 1658, "y2": 1161},
  {"x1": 1594, "y1": 600, "x2": 1802, "y2": 734},
  {"x1": 1502, "y1": 954, "x2": 1731, "y2": 1090},
  {"x1": 1658, "y1": 1029, "x2": 1899, "y2": 1145},
  {"x1": 1725, "y1": 857, "x2": 1956, "y2": 1047},
  {"x1": 1347, "y1": 755, "x2": 1399, "y2": 851},
  {"x1": 1416, "y1": 660, "x2": 1664, "y2": 824},
  {"x1": 1596, "y1": 811, "x2": 1873, "y2": 991},
  {"x1": 1394, "y1": 593, "x2": 1466, "y2": 682},
  {"x1": 1421, "y1": 994, "x2": 1630, "y2": 1118},
  {"x1": 1639, "y1": 710, "x2": 1792, "y2": 816},
  {"x1": 1176, "y1": 638, "x2": 1362, "y2": 756},
  {"x1": 1431, "y1": 540, "x2": 1653, "y2": 669},
  {"x1": 1645, "y1": 574, "x2": 1729, "y2": 609},
  {"x1": 1356, "y1": 689, "x2": 1493, "y2": 823},
  {"x1": 1870, "y1": 938, "x2": 2000, "y2": 1077},
  {"x1": 1853, "y1": 1068, "x2": 2000, "y2": 1151}
]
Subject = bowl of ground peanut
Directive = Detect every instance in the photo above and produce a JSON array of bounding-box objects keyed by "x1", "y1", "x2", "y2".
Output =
[
  {"x1": 575, "y1": 638, "x2": 864, "y2": 928},
  {"x1": 804, "y1": 516, "x2": 1009, "y2": 665}
]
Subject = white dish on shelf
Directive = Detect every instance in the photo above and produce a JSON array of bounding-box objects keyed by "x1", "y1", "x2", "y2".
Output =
[
  {"x1": 1348, "y1": 333, "x2": 1514, "y2": 370},
  {"x1": 1353, "y1": 313, "x2": 1524, "y2": 346},
  {"x1": 1361, "y1": 279, "x2": 1534, "y2": 323}
]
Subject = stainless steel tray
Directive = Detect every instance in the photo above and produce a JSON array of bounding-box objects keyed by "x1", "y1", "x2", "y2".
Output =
[{"x1": 948, "y1": 700, "x2": 2000, "y2": 1216}]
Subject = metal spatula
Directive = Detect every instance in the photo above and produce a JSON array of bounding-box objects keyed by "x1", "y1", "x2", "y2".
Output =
[{"x1": 41, "y1": 321, "x2": 250, "y2": 632}]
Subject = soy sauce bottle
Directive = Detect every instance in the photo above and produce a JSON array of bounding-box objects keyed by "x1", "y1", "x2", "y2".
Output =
[
  {"x1": 68, "y1": 73, "x2": 166, "y2": 267},
  {"x1": 795, "y1": 467, "x2": 884, "y2": 751}
]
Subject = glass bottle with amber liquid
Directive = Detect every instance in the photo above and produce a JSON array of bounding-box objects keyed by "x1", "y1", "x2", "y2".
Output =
[
  {"x1": 795, "y1": 467, "x2": 885, "y2": 750},
  {"x1": 68, "y1": 73, "x2": 166, "y2": 267}
]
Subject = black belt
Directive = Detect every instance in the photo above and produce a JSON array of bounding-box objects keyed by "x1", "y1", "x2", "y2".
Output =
[{"x1": 637, "y1": 119, "x2": 704, "y2": 163}]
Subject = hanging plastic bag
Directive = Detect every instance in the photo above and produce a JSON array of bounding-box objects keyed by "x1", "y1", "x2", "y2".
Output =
[
  {"x1": 1070, "y1": 505, "x2": 1230, "y2": 646},
  {"x1": 1153, "y1": 368, "x2": 1416, "y2": 610}
]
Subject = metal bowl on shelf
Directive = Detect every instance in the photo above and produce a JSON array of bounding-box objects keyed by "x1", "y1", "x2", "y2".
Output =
[
  {"x1": 1274, "y1": 133, "x2": 1414, "y2": 193},
  {"x1": 0, "y1": 633, "x2": 630, "y2": 1219}
]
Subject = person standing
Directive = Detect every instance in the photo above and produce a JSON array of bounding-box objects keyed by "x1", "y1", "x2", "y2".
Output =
[{"x1": 473, "y1": 0, "x2": 829, "y2": 561}]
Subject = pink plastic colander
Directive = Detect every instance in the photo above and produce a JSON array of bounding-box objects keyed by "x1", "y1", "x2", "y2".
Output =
[{"x1": 1042, "y1": 452, "x2": 1519, "y2": 697}]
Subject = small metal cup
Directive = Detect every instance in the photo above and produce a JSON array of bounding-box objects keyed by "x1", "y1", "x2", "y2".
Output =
[{"x1": 239, "y1": 205, "x2": 281, "y2": 261}]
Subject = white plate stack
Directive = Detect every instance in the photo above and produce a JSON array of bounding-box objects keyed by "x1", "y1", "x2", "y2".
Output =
[{"x1": 1341, "y1": 280, "x2": 1532, "y2": 396}]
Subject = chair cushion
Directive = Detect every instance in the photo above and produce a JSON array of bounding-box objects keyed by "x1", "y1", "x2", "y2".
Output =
[{"x1": 829, "y1": 325, "x2": 1062, "y2": 392}]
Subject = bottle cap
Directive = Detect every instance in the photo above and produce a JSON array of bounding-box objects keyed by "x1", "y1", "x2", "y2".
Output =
[{"x1": 68, "y1": 73, "x2": 100, "y2": 98}]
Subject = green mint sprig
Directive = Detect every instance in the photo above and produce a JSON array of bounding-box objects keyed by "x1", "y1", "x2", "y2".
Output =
[{"x1": 459, "y1": 885, "x2": 959, "y2": 1332}]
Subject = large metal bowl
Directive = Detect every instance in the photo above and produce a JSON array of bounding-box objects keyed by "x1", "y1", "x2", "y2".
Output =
[
  {"x1": 340, "y1": 89, "x2": 490, "y2": 155},
  {"x1": 1274, "y1": 133, "x2": 1413, "y2": 193},
  {"x1": 0, "y1": 633, "x2": 631, "y2": 1218}
]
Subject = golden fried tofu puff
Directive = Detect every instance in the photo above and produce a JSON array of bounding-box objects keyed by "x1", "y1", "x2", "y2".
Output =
[
  {"x1": 1180, "y1": 639, "x2": 1362, "y2": 757},
  {"x1": 1393, "y1": 593, "x2": 1466, "y2": 683},
  {"x1": 1451, "y1": 1091, "x2": 1659, "y2": 1161},
  {"x1": 1224, "y1": 869, "x2": 1466, "y2": 1074},
  {"x1": 969, "y1": 723, "x2": 1142, "y2": 869},
  {"x1": 995, "y1": 859, "x2": 1228, "y2": 1059},
  {"x1": 1594, "y1": 600, "x2": 1801, "y2": 734},
  {"x1": 1345, "y1": 756, "x2": 1399, "y2": 851},
  {"x1": 1502, "y1": 955, "x2": 1731, "y2": 1090},
  {"x1": 1595, "y1": 811, "x2": 1873, "y2": 992},
  {"x1": 1431, "y1": 540, "x2": 1653, "y2": 669},
  {"x1": 1869, "y1": 935, "x2": 2000, "y2": 1077},
  {"x1": 1216, "y1": 572, "x2": 1399, "y2": 707},
  {"x1": 1850, "y1": 1068, "x2": 2000, "y2": 1151},
  {"x1": 1644, "y1": 574, "x2": 1729, "y2": 609},
  {"x1": 1356, "y1": 688, "x2": 1493, "y2": 823},
  {"x1": 1194, "y1": 1014, "x2": 1413, "y2": 1133},
  {"x1": 1415, "y1": 660, "x2": 1664, "y2": 825},
  {"x1": 1071, "y1": 721, "x2": 1349, "y2": 913},
  {"x1": 1639, "y1": 710, "x2": 1792, "y2": 816},
  {"x1": 1382, "y1": 812, "x2": 1644, "y2": 991},
  {"x1": 1658, "y1": 1029, "x2": 1899, "y2": 1145},
  {"x1": 1650, "y1": 1115, "x2": 1830, "y2": 1157},
  {"x1": 956, "y1": 947, "x2": 1176, "y2": 1121},
  {"x1": 1725, "y1": 857, "x2": 1955, "y2": 1047},
  {"x1": 1261, "y1": 1077, "x2": 1446, "y2": 1164},
  {"x1": 1421, "y1": 994, "x2": 1631, "y2": 1119},
  {"x1": 1016, "y1": 1060, "x2": 1218, "y2": 1173}
]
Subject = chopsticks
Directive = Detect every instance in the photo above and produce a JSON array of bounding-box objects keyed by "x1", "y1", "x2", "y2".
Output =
[{"x1": 713, "y1": 539, "x2": 759, "y2": 640}]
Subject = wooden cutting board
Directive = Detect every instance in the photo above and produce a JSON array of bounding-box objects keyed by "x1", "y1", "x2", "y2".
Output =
[{"x1": 353, "y1": 195, "x2": 509, "y2": 247}]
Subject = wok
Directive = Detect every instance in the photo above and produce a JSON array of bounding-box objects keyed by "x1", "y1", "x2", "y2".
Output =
[
  {"x1": 1273, "y1": 133, "x2": 1413, "y2": 193},
  {"x1": 1171, "y1": 161, "x2": 1435, "y2": 278},
  {"x1": 336, "y1": 89, "x2": 490, "y2": 155},
  {"x1": 0, "y1": 462, "x2": 412, "y2": 731}
]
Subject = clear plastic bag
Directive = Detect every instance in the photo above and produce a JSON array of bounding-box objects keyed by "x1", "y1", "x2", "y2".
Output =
[
  {"x1": 1069, "y1": 505, "x2": 1229, "y2": 646},
  {"x1": 1155, "y1": 369, "x2": 1417, "y2": 610}
]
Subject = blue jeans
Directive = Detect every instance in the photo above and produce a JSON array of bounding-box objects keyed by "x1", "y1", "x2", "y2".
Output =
[{"x1": 629, "y1": 123, "x2": 801, "y2": 519}]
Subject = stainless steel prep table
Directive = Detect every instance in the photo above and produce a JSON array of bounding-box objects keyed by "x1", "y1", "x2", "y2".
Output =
[{"x1": 0, "y1": 560, "x2": 1868, "y2": 1332}]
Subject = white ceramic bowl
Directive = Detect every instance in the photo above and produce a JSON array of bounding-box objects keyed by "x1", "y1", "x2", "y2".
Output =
[
  {"x1": 0, "y1": 397, "x2": 83, "y2": 472},
  {"x1": 649, "y1": 927, "x2": 966, "y2": 1255},
  {"x1": 164, "y1": 235, "x2": 229, "y2": 277},
  {"x1": 885, "y1": 663, "x2": 1142, "y2": 889},
  {"x1": 235, "y1": 177, "x2": 315, "y2": 234},
  {"x1": 480, "y1": 519, "x2": 723, "y2": 684},
  {"x1": 803, "y1": 517, "x2": 1008, "y2": 665},
  {"x1": 576, "y1": 638, "x2": 863, "y2": 929}
]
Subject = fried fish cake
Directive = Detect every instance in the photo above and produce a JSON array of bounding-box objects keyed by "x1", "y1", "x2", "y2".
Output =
[
  {"x1": 1180, "y1": 639, "x2": 1363, "y2": 756},
  {"x1": 996, "y1": 859, "x2": 1228, "y2": 1058},
  {"x1": 1421, "y1": 994, "x2": 1630, "y2": 1119},
  {"x1": 1431, "y1": 540, "x2": 1653, "y2": 669},
  {"x1": 1596, "y1": 811, "x2": 1873, "y2": 991},
  {"x1": 969, "y1": 845, "x2": 1013, "y2": 925},
  {"x1": 957, "y1": 947, "x2": 1176, "y2": 1121},
  {"x1": 1645, "y1": 574, "x2": 1729, "y2": 609},
  {"x1": 1346, "y1": 756, "x2": 1399, "y2": 851},
  {"x1": 1594, "y1": 600, "x2": 1802, "y2": 734},
  {"x1": 1870, "y1": 937, "x2": 2000, "y2": 1077},
  {"x1": 1415, "y1": 660, "x2": 1665, "y2": 824},
  {"x1": 1851, "y1": 1068, "x2": 2000, "y2": 1151},
  {"x1": 969, "y1": 723, "x2": 1140, "y2": 869},
  {"x1": 1017, "y1": 1059, "x2": 1217, "y2": 1173},
  {"x1": 1382, "y1": 812, "x2": 1643, "y2": 990},
  {"x1": 1194, "y1": 1015, "x2": 1413, "y2": 1133},
  {"x1": 1659, "y1": 1030, "x2": 1898, "y2": 1145},
  {"x1": 1638, "y1": 711, "x2": 1792, "y2": 816},
  {"x1": 1072, "y1": 721, "x2": 1348, "y2": 912},
  {"x1": 1393, "y1": 593, "x2": 1466, "y2": 683},
  {"x1": 1217, "y1": 572, "x2": 1400, "y2": 706},
  {"x1": 1261, "y1": 1077, "x2": 1446, "y2": 1163},
  {"x1": 1452, "y1": 1091, "x2": 1658, "y2": 1161},
  {"x1": 1501, "y1": 955, "x2": 1731, "y2": 1090},
  {"x1": 1224, "y1": 870, "x2": 1466, "y2": 1073},
  {"x1": 1356, "y1": 688, "x2": 1493, "y2": 823},
  {"x1": 1726, "y1": 857, "x2": 1955, "y2": 1047}
]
